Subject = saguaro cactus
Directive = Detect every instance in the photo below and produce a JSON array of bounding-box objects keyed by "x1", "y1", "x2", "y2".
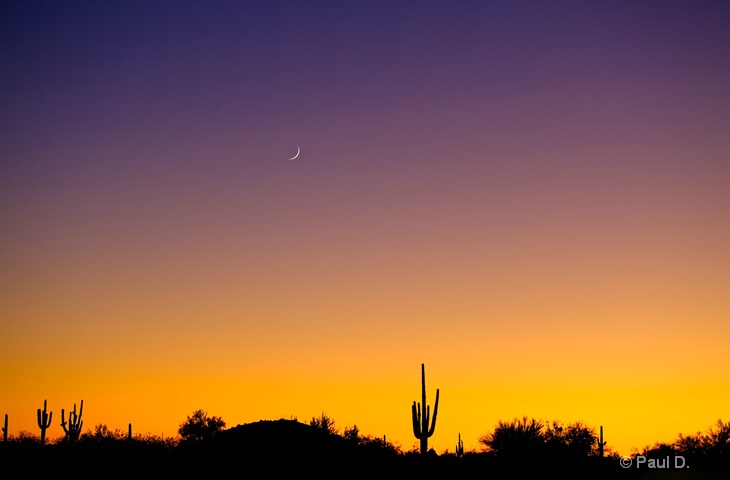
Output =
[
  {"x1": 128, "y1": 423, "x2": 132, "y2": 440},
  {"x1": 37, "y1": 399, "x2": 52, "y2": 445},
  {"x1": 456, "y1": 432, "x2": 464, "y2": 457},
  {"x1": 598, "y1": 425, "x2": 607, "y2": 457},
  {"x1": 2, "y1": 414, "x2": 7, "y2": 442},
  {"x1": 412, "y1": 363, "x2": 439, "y2": 454},
  {"x1": 60, "y1": 400, "x2": 84, "y2": 443}
]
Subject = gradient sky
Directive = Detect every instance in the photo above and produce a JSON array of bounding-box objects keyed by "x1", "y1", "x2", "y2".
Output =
[{"x1": 2, "y1": 1, "x2": 729, "y2": 455}]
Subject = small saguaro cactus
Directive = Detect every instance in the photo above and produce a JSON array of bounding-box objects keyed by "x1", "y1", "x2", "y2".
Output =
[
  {"x1": 598, "y1": 425, "x2": 607, "y2": 457},
  {"x1": 37, "y1": 399, "x2": 53, "y2": 445},
  {"x1": 3, "y1": 414, "x2": 8, "y2": 442},
  {"x1": 456, "y1": 432, "x2": 464, "y2": 457},
  {"x1": 128, "y1": 423, "x2": 132, "y2": 440},
  {"x1": 411, "y1": 363, "x2": 439, "y2": 454},
  {"x1": 60, "y1": 400, "x2": 84, "y2": 443}
]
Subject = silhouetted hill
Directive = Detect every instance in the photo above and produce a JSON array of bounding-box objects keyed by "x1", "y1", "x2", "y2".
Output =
[
  {"x1": 201, "y1": 419, "x2": 402, "y2": 474},
  {"x1": 210, "y1": 419, "x2": 351, "y2": 457},
  {"x1": 217, "y1": 418, "x2": 336, "y2": 444}
]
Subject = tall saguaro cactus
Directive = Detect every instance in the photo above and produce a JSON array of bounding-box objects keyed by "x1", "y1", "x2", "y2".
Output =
[
  {"x1": 3, "y1": 414, "x2": 8, "y2": 442},
  {"x1": 598, "y1": 425, "x2": 607, "y2": 457},
  {"x1": 60, "y1": 400, "x2": 84, "y2": 443},
  {"x1": 37, "y1": 399, "x2": 52, "y2": 445},
  {"x1": 412, "y1": 363, "x2": 439, "y2": 454}
]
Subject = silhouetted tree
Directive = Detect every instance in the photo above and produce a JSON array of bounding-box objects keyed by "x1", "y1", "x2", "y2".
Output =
[
  {"x1": 178, "y1": 409, "x2": 225, "y2": 441},
  {"x1": 544, "y1": 420, "x2": 597, "y2": 457},
  {"x1": 676, "y1": 431, "x2": 705, "y2": 458},
  {"x1": 309, "y1": 412, "x2": 337, "y2": 435},
  {"x1": 706, "y1": 419, "x2": 730, "y2": 457},
  {"x1": 16, "y1": 430, "x2": 40, "y2": 444},
  {"x1": 668, "y1": 419, "x2": 730, "y2": 471},
  {"x1": 343, "y1": 424, "x2": 361, "y2": 444},
  {"x1": 480, "y1": 417, "x2": 605, "y2": 462},
  {"x1": 641, "y1": 441, "x2": 675, "y2": 460},
  {"x1": 480, "y1": 416, "x2": 545, "y2": 457}
]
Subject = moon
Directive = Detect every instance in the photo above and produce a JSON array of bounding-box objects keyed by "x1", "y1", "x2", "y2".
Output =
[{"x1": 288, "y1": 145, "x2": 300, "y2": 160}]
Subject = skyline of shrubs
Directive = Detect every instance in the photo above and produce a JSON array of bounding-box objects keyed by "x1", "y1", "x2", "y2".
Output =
[{"x1": 2, "y1": 406, "x2": 727, "y2": 460}]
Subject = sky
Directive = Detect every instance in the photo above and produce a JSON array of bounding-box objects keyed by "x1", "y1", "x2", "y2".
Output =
[{"x1": 2, "y1": 1, "x2": 729, "y2": 455}]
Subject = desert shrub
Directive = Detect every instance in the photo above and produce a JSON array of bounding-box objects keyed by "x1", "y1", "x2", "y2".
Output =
[
  {"x1": 705, "y1": 419, "x2": 730, "y2": 456},
  {"x1": 544, "y1": 420, "x2": 597, "y2": 457},
  {"x1": 309, "y1": 412, "x2": 338, "y2": 435},
  {"x1": 479, "y1": 416, "x2": 545, "y2": 457},
  {"x1": 80, "y1": 424, "x2": 126, "y2": 443},
  {"x1": 674, "y1": 419, "x2": 730, "y2": 469},
  {"x1": 343, "y1": 424, "x2": 360, "y2": 443},
  {"x1": 16, "y1": 430, "x2": 40, "y2": 444},
  {"x1": 178, "y1": 410, "x2": 225, "y2": 441},
  {"x1": 480, "y1": 417, "x2": 604, "y2": 461}
]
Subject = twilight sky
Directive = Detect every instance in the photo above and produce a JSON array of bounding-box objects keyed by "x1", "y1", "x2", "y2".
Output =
[{"x1": 2, "y1": 1, "x2": 729, "y2": 454}]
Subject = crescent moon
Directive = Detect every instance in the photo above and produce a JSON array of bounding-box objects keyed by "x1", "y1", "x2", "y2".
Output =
[{"x1": 288, "y1": 145, "x2": 300, "y2": 160}]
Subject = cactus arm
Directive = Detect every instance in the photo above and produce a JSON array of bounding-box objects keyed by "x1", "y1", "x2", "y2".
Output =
[
  {"x1": 74, "y1": 400, "x2": 84, "y2": 440},
  {"x1": 412, "y1": 402, "x2": 422, "y2": 437},
  {"x1": 421, "y1": 364, "x2": 427, "y2": 431},
  {"x1": 427, "y1": 388, "x2": 440, "y2": 436},
  {"x1": 61, "y1": 408, "x2": 67, "y2": 434}
]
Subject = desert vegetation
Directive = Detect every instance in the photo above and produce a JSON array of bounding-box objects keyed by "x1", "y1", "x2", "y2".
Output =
[
  {"x1": 2, "y1": 410, "x2": 727, "y2": 477},
  {"x1": 1, "y1": 367, "x2": 728, "y2": 478}
]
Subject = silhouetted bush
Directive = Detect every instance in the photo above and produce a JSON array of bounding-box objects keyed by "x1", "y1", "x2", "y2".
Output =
[
  {"x1": 479, "y1": 417, "x2": 605, "y2": 460},
  {"x1": 343, "y1": 424, "x2": 360, "y2": 443},
  {"x1": 178, "y1": 409, "x2": 225, "y2": 442},
  {"x1": 544, "y1": 420, "x2": 598, "y2": 457},
  {"x1": 343, "y1": 424, "x2": 401, "y2": 455},
  {"x1": 674, "y1": 418, "x2": 730, "y2": 471},
  {"x1": 706, "y1": 419, "x2": 730, "y2": 457},
  {"x1": 15, "y1": 430, "x2": 40, "y2": 444},
  {"x1": 479, "y1": 416, "x2": 546, "y2": 458},
  {"x1": 478, "y1": 416, "x2": 609, "y2": 477},
  {"x1": 80, "y1": 424, "x2": 127, "y2": 444},
  {"x1": 309, "y1": 411, "x2": 337, "y2": 435}
]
